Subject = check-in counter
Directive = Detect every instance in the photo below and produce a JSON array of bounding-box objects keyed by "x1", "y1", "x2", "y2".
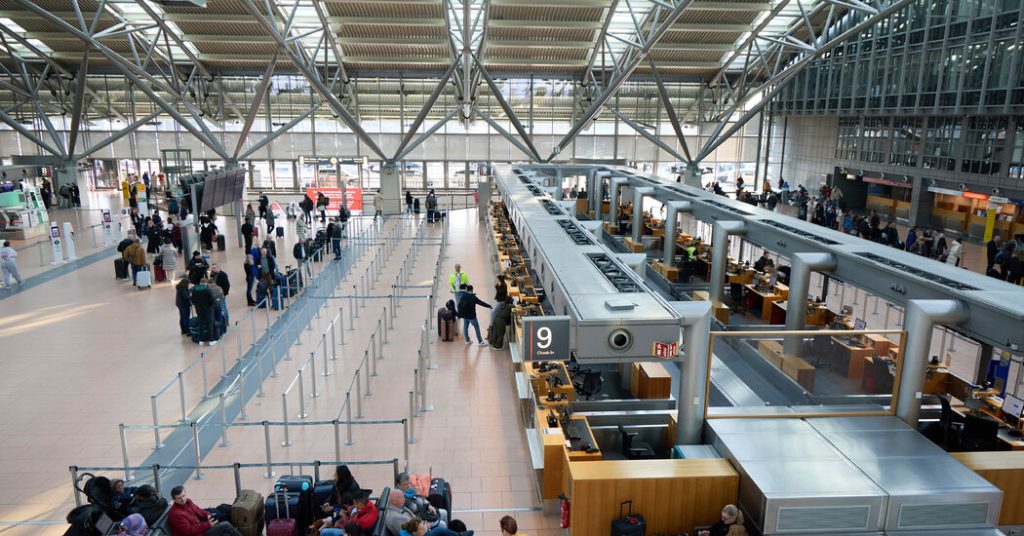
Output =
[
  {"x1": 951, "y1": 451, "x2": 1024, "y2": 525},
  {"x1": 535, "y1": 408, "x2": 602, "y2": 499},
  {"x1": 564, "y1": 458, "x2": 739, "y2": 536}
]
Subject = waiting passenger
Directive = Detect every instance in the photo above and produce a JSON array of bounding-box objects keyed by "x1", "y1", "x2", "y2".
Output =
[
  {"x1": 176, "y1": 279, "x2": 192, "y2": 337},
  {"x1": 697, "y1": 504, "x2": 747, "y2": 536},
  {"x1": 456, "y1": 285, "x2": 491, "y2": 346},
  {"x1": 186, "y1": 251, "x2": 209, "y2": 284},
  {"x1": 167, "y1": 486, "x2": 241, "y2": 536},
  {"x1": 498, "y1": 516, "x2": 524, "y2": 536},
  {"x1": 111, "y1": 479, "x2": 135, "y2": 515},
  {"x1": 488, "y1": 296, "x2": 514, "y2": 350},
  {"x1": 396, "y1": 472, "x2": 446, "y2": 527},
  {"x1": 385, "y1": 489, "x2": 419, "y2": 535},
  {"x1": 400, "y1": 516, "x2": 474, "y2": 536},
  {"x1": 190, "y1": 279, "x2": 217, "y2": 346},
  {"x1": 127, "y1": 485, "x2": 167, "y2": 527},
  {"x1": 348, "y1": 489, "x2": 379, "y2": 531},
  {"x1": 113, "y1": 513, "x2": 148, "y2": 536}
]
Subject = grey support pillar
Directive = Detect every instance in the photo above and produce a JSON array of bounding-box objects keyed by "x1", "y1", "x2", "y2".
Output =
[
  {"x1": 708, "y1": 221, "x2": 746, "y2": 302},
  {"x1": 555, "y1": 169, "x2": 564, "y2": 199},
  {"x1": 783, "y1": 253, "x2": 838, "y2": 354},
  {"x1": 675, "y1": 301, "x2": 713, "y2": 445},
  {"x1": 896, "y1": 300, "x2": 969, "y2": 427},
  {"x1": 662, "y1": 201, "x2": 693, "y2": 265},
  {"x1": 631, "y1": 187, "x2": 655, "y2": 243},
  {"x1": 607, "y1": 177, "x2": 629, "y2": 225},
  {"x1": 477, "y1": 180, "x2": 490, "y2": 221},
  {"x1": 683, "y1": 165, "x2": 702, "y2": 189},
  {"x1": 590, "y1": 170, "x2": 609, "y2": 216},
  {"x1": 380, "y1": 162, "x2": 401, "y2": 214}
]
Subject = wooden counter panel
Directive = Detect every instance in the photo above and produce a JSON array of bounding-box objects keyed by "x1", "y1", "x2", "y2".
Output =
[
  {"x1": 952, "y1": 452, "x2": 1024, "y2": 525},
  {"x1": 567, "y1": 459, "x2": 738, "y2": 536}
]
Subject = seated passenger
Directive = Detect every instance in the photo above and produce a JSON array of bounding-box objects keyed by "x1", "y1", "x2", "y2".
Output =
[
  {"x1": 167, "y1": 486, "x2": 241, "y2": 536},
  {"x1": 698, "y1": 504, "x2": 747, "y2": 536},
  {"x1": 128, "y1": 485, "x2": 168, "y2": 527},
  {"x1": 385, "y1": 489, "x2": 418, "y2": 535},
  {"x1": 314, "y1": 491, "x2": 355, "y2": 535},
  {"x1": 400, "y1": 516, "x2": 474, "y2": 536},
  {"x1": 111, "y1": 479, "x2": 136, "y2": 516},
  {"x1": 396, "y1": 472, "x2": 447, "y2": 527},
  {"x1": 350, "y1": 489, "x2": 379, "y2": 531},
  {"x1": 113, "y1": 513, "x2": 148, "y2": 536},
  {"x1": 499, "y1": 516, "x2": 525, "y2": 536}
]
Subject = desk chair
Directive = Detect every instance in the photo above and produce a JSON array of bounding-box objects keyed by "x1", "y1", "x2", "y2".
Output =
[
  {"x1": 617, "y1": 425, "x2": 656, "y2": 459},
  {"x1": 938, "y1": 394, "x2": 966, "y2": 450},
  {"x1": 962, "y1": 414, "x2": 1000, "y2": 451},
  {"x1": 574, "y1": 371, "x2": 603, "y2": 400}
]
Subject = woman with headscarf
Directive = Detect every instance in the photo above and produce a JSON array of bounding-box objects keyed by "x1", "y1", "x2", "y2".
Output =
[{"x1": 115, "y1": 513, "x2": 148, "y2": 536}]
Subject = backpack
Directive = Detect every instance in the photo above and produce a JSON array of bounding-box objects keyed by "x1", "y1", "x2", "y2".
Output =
[
  {"x1": 339, "y1": 206, "x2": 350, "y2": 222},
  {"x1": 117, "y1": 239, "x2": 133, "y2": 253},
  {"x1": 293, "y1": 242, "x2": 305, "y2": 260}
]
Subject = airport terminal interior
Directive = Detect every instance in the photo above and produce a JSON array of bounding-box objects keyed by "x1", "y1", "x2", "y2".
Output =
[{"x1": 1, "y1": 0, "x2": 1024, "y2": 535}]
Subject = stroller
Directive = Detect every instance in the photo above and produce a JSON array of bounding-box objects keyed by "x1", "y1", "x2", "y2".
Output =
[{"x1": 65, "y1": 473, "x2": 123, "y2": 535}]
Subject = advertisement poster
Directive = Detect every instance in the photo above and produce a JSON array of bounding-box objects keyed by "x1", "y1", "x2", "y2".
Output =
[{"x1": 305, "y1": 187, "x2": 364, "y2": 213}]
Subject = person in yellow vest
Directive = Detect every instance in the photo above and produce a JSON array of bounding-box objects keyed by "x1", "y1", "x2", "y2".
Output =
[{"x1": 449, "y1": 264, "x2": 469, "y2": 302}]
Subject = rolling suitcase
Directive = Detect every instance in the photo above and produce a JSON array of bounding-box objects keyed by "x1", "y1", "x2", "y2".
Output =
[
  {"x1": 437, "y1": 308, "x2": 455, "y2": 341},
  {"x1": 216, "y1": 234, "x2": 226, "y2": 251},
  {"x1": 312, "y1": 480, "x2": 335, "y2": 512},
  {"x1": 153, "y1": 263, "x2": 167, "y2": 282},
  {"x1": 114, "y1": 259, "x2": 129, "y2": 280},
  {"x1": 276, "y1": 226, "x2": 285, "y2": 238},
  {"x1": 266, "y1": 490, "x2": 298, "y2": 536},
  {"x1": 275, "y1": 475, "x2": 313, "y2": 528},
  {"x1": 231, "y1": 489, "x2": 264, "y2": 536},
  {"x1": 611, "y1": 500, "x2": 645, "y2": 536},
  {"x1": 136, "y1": 265, "x2": 152, "y2": 289},
  {"x1": 427, "y1": 478, "x2": 452, "y2": 523},
  {"x1": 189, "y1": 316, "x2": 206, "y2": 344}
]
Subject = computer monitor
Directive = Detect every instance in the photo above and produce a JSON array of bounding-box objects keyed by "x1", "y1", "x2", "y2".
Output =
[
  {"x1": 854, "y1": 318, "x2": 867, "y2": 331},
  {"x1": 1002, "y1": 394, "x2": 1024, "y2": 419}
]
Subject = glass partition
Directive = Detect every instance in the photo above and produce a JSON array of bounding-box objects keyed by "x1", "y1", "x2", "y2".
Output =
[{"x1": 705, "y1": 329, "x2": 906, "y2": 418}]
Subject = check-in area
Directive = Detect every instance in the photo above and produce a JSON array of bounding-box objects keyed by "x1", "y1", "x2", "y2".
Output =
[{"x1": 489, "y1": 164, "x2": 1024, "y2": 536}]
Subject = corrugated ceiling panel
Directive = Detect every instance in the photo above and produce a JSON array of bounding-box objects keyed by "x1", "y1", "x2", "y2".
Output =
[
  {"x1": 195, "y1": 42, "x2": 280, "y2": 56},
  {"x1": 487, "y1": 47, "x2": 588, "y2": 61},
  {"x1": 338, "y1": 24, "x2": 446, "y2": 39},
  {"x1": 175, "y1": 21, "x2": 266, "y2": 35},
  {"x1": 662, "y1": 30, "x2": 741, "y2": 44},
  {"x1": 341, "y1": 43, "x2": 448, "y2": 58},
  {"x1": 162, "y1": 0, "x2": 248, "y2": 15},
  {"x1": 326, "y1": 2, "x2": 443, "y2": 18},
  {"x1": 488, "y1": 26, "x2": 595, "y2": 41},
  {"x1": 677, "y1": 9, "x2": 760, "y2": 24},
  {"x1": 649, "y1": 49, "x2": 726, "y2": 62},
  {"x1": 489, "y1": 5, "x2": 603, "y2": 21}
]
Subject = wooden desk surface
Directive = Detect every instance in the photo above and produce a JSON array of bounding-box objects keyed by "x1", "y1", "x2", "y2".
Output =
[
  {"x1": 569, "y1": 458, "x2": 737, "y2": 480},
  {"x1": 952, "y1": 451, "x2": 1024, "y2": 469}
]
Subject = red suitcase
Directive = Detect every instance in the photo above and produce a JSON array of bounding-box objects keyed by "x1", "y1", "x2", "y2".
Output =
[
  {"x1": 267, "y1": 490, "x2": 298, "y2": 536},
  {"x1": 153, "y1": 263, "x2": 167, "y2": 282}
]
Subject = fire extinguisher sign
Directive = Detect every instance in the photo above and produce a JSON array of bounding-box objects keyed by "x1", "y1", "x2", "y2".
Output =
[{"x1": 652, "y1": 340, "x2": 679, "y2": 359}]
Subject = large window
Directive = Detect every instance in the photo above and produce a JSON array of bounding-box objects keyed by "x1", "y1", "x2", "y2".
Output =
[
  {"x1": 860, "y1": 117, "x2": 889, "y2": 163},
  {"x1": 961, "y1": 116, "x2": 1007, "y2": 174},
  {"x1": 426, "y1": 162, "x2": 444, "y2": 190},
  {"x1": 889, "y1": 117, "x2": 922, "y2": 167},
  {"x1": 836, "y1": 117, "x2": 860, "y2": 160},
  {"x1": 922, "y1": 117, "x2": 959, "y2": 171},
  {"x1": 1010, "y1": 120, "x2": 1024, "y2": 180}
]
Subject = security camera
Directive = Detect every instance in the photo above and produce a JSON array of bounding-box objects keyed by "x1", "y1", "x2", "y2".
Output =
[
  {"x1": 959, "y1": 183, "x2": 966, "y2": 190},
  {"x1": 992, "y1": 187, "x2": 1001, "y2": 195},
  {"x1": 608, "y1": 329, "x2": 633, "y2": 352}
]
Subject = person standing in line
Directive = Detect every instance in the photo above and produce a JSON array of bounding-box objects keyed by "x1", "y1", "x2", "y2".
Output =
[
  {"x1": 175, "y1": 278, "x2": 191, "y2": 335},
  {"x1": 373, "y1": 189, "x2": 384, "y2": 221},
  {"x1": 243, "y1": 254, "x2": 257, "y2": 306},
  {"x1": 0, "y1": 240, "x2": 22, "y2": 287},
  {"x1": 406, "y1": 190, "x2": 413, "y2": 213},
  {"x1": 986, "y1": 234, "x2": 1003, "y2": 270},
  {"x1": 296, "y1": 214, "x2": 308, "y2": 241},
  {"x1": 265, "y1": 200, "x2": 276, "y2": 235},
  {"x1": 946, "y1": 236, "x2": 964, "y2": 267},
  {"x1": 159, "y1": 239, "x2": 178, "y2": 283},
  {"x1": 449, "y1": 264, "x2": 469, "y2": 304},
  {"x1": 241, "y1": 216, "x2": 254, "y2": 252},
  {"x1": 317, "y1": 192, "x2": 330, "y2": 224},
  {"x1": 190, "y1": 279, "x2": 217, "y2": 347},
  {"x1": 456, "y1": 285, "x2": 492, "y2": 346}
]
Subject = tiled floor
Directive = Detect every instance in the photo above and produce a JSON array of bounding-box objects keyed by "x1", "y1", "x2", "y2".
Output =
[{"x1": 0, "y1": 204, "x2": 560, "y2": 535}]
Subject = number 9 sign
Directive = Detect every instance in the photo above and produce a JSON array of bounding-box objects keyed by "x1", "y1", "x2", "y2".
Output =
[{"x1": 522, "y1": 316, "x2": 570, "y2": 362}]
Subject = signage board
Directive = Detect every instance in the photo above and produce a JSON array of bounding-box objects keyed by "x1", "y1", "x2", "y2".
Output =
[
  {"x1": 521, "y1": 316, "x2": 571, "y2": 362},
  {"x1": 306, "y1": 187, "x2": 364, "y2": 212},
  {"x1": 652, "y1": 340, "x2": 680, "y2": 359}
]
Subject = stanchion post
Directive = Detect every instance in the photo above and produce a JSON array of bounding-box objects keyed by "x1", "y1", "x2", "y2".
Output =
[
  {"x1": 233, "y1": 463, "x2": 242, "y2": 498},
  {"x1": 309, "y1": 354, "x2": 320, "y2": 399},
  {"x1": 297, "y1": 369, "x2": 308, "y2": 418},
  {"x1": 333, "y1": 419, "x2": 341, "y2": 460},
  {"x1": 355, "y1": 370, "x2": 364, "y2": 418},
  {"x1": 322, "y1": 334, "x2": 330, "y2": 375},
  {"x1": 177, "y1": 372, "x2": 188, "y2": 422},
  {"x1": 281, "y1": 393, "x2": 292, "y2": 447},
  {"x1": 262, "y1": 421, "x2": 275, "y2": 478},
  {"x1": 345, "y1": 393, "x2": 354, "y2": 444},
  {"x1": 119, "y1": 424, "x2": 132, "y2": 482},
  {"x1": 409, "y1": 392, "x2": 418, "y2": 440},
  {"x1": 219, "y1": 394, "x2": 230, "y2": 447},
  {"x1": 238, "y1": 371, "x2": 249, "y2": 420},
  {"x1": 191, "y1": 421, "x2": 204, "y2": 480},
  {"x1": 403, "y1": 419, "x2": 410, "y2": 471},
  {"x1": 338, "y1": 306, "x2": 346, "y2": 344},
  {"x1": 199, "y1": 352, "x2": 209, "y2": 396},
  {"x1": 151, "y1": 395, "x2": 163, "y2": 449}
]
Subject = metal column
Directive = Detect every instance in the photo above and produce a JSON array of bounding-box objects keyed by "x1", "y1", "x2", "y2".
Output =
[
  {"x1": 676, "y1": 301, "x2": 713, "y2": 445},
  {"x1": 783, "y1": 253, "x2": 837, "y2": 354},
  {"x1": 631, "y1": 187, "x2": 655, "y2": 243},
  {"x1": 589, "y1": 170, "x2": 608, "y2": 216},
  {"x1": 607, "y1": 177, "x2": 628, "y2": 225},
  {"x1": 708, "y1": 221, "x2": 746, "y2": 302},
  {"x1": 895, "y1": 299, "x2": 969, "y2": 427},
  {"x1": 662, "y1": 201, "x2": 693, "y2": 265}
]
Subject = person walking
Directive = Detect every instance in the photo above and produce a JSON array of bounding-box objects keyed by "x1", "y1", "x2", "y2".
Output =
[
  {"x1": 373, "y1": 189, "x2": 384, "y2": 221},
  {"x1": 456, "y1": 285, "x2": 491, "y2": 346},
  {"x1": 0, "y1": 240, "x2": 22, "y2": 287},
  {"x1": 123, "y1": 238, "x2": 147, "y2": 285},
  {"x1": 449, "y1": 264, "x2": 469, "y2": 303},
  {"x1": 258, "y1": 193, "x2": 269, "y2": 220},
  {"x1": 175, "y1": 278, "x2": 191, "y2": 335},
  {"x1": 301, "y1": 195, "x2": 314, "y2": 225},
  {"x1": 159, "y1": 239, "x2": 178, "y2": 283},
  {"x1": 296, "y1": 214, "x2": 308, "y2": 241},
  {"x1": 265, "y1": 200, "x2": 276, "y2": 235}
]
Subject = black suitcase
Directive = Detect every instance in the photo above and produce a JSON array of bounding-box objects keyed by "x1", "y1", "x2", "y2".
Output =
[
  {"x1": 216, "y1": 234, "x2": 226, "y2": 251},
  {"x1": 611, "y1": 500, "x2": 645, "y2": 536},
  {"x1": 312, "y1": 480, "x2": 335, "y2": 511},
  {"x1": 263, "y1": 491, "x2": 300, "y2": 525},
  {"x1": 275, "y1": 475, "x2": 313, "y2": 527},
  {"x1": 114, "y1": 258, "x2": 129, "y2": 280},
  {"x1": 276, "y1": 226, "x2": 285, "y2": 238},
  {"x1": 427, "y1": 478, "x2": 452, "y2": 522}
]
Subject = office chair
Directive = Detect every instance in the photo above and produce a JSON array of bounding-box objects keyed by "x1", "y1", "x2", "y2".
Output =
[
  {"x1": 618, "y1": 425, "x2": 656, "y2": 459},
  {"x1": 938, "y1": 394, "x2": 965, "y2": 450},
  {"x1": 962, "y1": 413, "x2": 1000, "y2": 451},
  {"x1": 574, "y1": 371, "x2": 603, "y2": 400}
]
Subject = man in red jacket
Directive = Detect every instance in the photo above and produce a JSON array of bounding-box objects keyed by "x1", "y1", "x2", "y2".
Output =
[
  {"x1": 168, "y1": 486, "x2": 241, "y2": 536},
  {"x1": 349, "y1": 489, "x2": 379, "y2": 531}
]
